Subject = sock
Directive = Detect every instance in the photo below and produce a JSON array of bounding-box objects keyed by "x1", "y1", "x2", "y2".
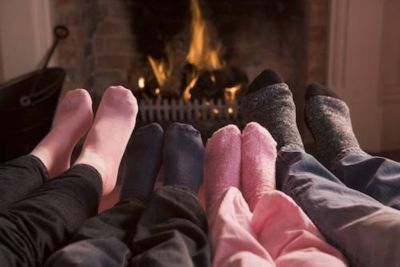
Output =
[
  {"x1": 204, "y1": 125, "x2": 241, "y2": 210},
  {"x1": 119, "y1": 123, "x2": 164, "y2": 202},
  {"x1": 31, "y1": 89, "x2": 93, "y2": 178},
  {"x1": 241, "y1": 122, "x2": 277, "y2": 211},
  {"x1": 241, "y1": 69, "x2": 304, "y2": 150},
  {"x1": 163, "y1": 123, "x2": 204, "y2": 194},
  {"x1": 305, "y1": 83, "x2": 360, "y2": 167},
  {"x1": 75, "y1": 86, "x2": 138, "y2": 195},
  {"x1": 245, "y1": 69, "x2": 284, "y2": 95}
]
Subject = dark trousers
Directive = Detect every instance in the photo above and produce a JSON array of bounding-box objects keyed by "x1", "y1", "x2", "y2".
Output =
[
  {"x1": 0, "y1": 155, "x2": 48, "y2": 209},
  {"x1": 0, "y1": 156, "x2": 102, "y2": 267},
  {"x1": 277, "y1": 145, "x2": 400, "y2": 267},
  {"x1": 45, "y1": 186, "x2": 211, "y2": 267},
  {"x1": 332, "y1": 149, "x2": 400, "y2": 210}
]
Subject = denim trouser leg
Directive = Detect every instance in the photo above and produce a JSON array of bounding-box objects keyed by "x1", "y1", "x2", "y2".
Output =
[
  {"x1": 331, "y1": 148, "x2": 400, "y2": 210},
  {"x1": 277, "y1": 145, "x2": 400, "y2": 267}
]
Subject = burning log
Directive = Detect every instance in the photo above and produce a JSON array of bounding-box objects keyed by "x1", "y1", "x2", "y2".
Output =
[{"x1": 188, "y1": 66, "x2": 248, "y2": 100}]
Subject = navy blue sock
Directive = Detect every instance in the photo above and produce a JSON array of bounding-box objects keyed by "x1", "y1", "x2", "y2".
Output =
[
  {"x1": 163, "y1": 123, "x2": 204, "y2": 194},
  {"x1": 119, "y1": 123, "x2": 164, "y2": 202}
]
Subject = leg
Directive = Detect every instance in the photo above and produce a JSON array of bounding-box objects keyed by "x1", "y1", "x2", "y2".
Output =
[
  {"x1": 241, "y1": 122, "x2": 276, "y2": 210},
  {"x1": 252, "y1": 191, "x2": 347, "y2": 267},
  {"x1": 241, "y1": 123, "x2": 346, "y2": 266},
  {"x1": 204, "y1": 125, "x2": 273, "y2": 266},
  {"x1": 163, "y1": 123, "x2": 204, "y2": 193},
  {"x1": 128, "y1": 124, "x2": 210, "y2": 267},
  {"x1": 119, "y1": 123, "x2": 164, "y2": 202},
  {"x1": 128, "y1": 186, "x2": 211, "y2": 267},
  {"x1": 0, "y1": 89, "x2": 92, "y2": 208},
  {"x1": 45, "y1": 123, "x2": 164, "y2": 266},
  {"x1": 278, "y1": 146, "x2": 400, "y2": 267},
  {"x1": 305, "y1": 83, "x2": 400, "y2": 209},
  {"x1": 75, "y1": 86, "x2": 138, "y2": 195},
  {"x1": 31, "y1": 89, "x2": 93, "y2": 177},
  {"x1": 44, "y1": 199, "x2": 144, "y2": 267},
  {"x1": 331, "y1": 150, "x2": 400, "y2": 210},
  {"x1": 0, "y1": 155, "x2": 47, "y2": 209},
  {"x1": 241, "y1": 72, "x2": 400, "y2": 266},
  {"x1": 0, "y1": 85, "x2": 138, "y2": 266},
  {"x1": 241, "y1": 69, "x2": 304, "y2": 150},
  {"x1": 203, "y1": 124, "x2": 241, "y2": 209},
  {"x1": 0, "y1": 164, "x2": 102, "y2": 266}
]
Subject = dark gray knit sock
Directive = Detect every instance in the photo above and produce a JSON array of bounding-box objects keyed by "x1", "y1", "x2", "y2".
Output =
[
  {"x1": 163, "y1": 123, "x2": 204, "y2": 194},
  {"x1": 119, "y1": 123, "x2": 164, "y2": 202},
  {"x1": 305, "y1": 83, "x2": 360, "y2": 167},
  {"x1": 241, "y1": 70, "x2": 304, "y2": 150}
]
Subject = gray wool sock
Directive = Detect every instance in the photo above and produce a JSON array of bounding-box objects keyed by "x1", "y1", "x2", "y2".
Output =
[
  {"x1": 241, "y1": 83, "x2": 304, "y2": 150},
  {"x1": 305, "y1": 84, "x2": 360, "y2": 167}
]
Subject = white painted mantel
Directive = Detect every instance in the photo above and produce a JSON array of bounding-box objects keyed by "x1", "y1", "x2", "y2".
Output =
[
  {"x1": 328, "y1": 0, "x2": 400, "y2": 152},
  {"x1": 0, "y1": 0, "x2": 53, "y2": 81}
]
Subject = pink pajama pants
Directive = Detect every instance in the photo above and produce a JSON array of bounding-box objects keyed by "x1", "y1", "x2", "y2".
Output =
[
  {"x1": 204, "y1": 123, "x2": 347, "y2": 267},
  {"x1": 208, "y1": 187, "x2": 347, "y2": 267}
]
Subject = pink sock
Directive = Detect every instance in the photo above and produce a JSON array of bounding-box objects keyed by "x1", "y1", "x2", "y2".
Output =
[
  {"x1": 31, "y1": 89, "x2": 93, "y2": 178},
  {"x1": 75, "y1": 86, "x2": 138, "y2": 195},
  {"x1": 241, "y1": 122, "x2": 277, "y2": 211},
  {"x1": 204, "y1": 124, "x2": 241, "y2": 211}
]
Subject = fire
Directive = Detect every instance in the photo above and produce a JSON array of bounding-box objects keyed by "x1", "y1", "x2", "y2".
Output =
[
  {"x1": 142, "y1": 0, "x2": 235, "y2": 102},
  {"x1": 147, "y1": 56, "x2": 170, "y2": 88},
  {"x1": 224, "y1": 84, "x2": 241, "y2": 103},
  {"x1": 186, "y1": 0, "x2": 222, "y2": 70},
  {"x1": 183, "y1": 0, "x2": 223, "y2": 101}
]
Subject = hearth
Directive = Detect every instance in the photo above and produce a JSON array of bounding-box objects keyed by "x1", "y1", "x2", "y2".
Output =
[{"x1": 52, "y1": 0, "x2": 330, "y2": 138}]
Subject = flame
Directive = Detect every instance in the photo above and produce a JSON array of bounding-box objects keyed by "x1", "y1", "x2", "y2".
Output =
[
  {"x1": 224, "y1": 84, "x2": 241, "y2": 103},
  {"x1": 183, "y1": 0, "x2": 223, "y2": 101},
  {"x1": 186, "y1": 0, "x2": 222, "y2": 69},
  {"x1": 146, "y1": 0, "x2": 225, "y2": 102},
  {"x1": 148, "y1": 56, "x2": 170, "y2": 87}
]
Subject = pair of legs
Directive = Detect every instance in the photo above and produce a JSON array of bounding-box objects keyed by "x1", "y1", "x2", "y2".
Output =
[
  {"x1": 0, "y1": 86, "x2": 137, "y2": 266},
  {"x1": 241, "y1": 69, "x2": 400, "y2": 266},
  {"x1": 203, "y1": 122, "x2": 346, "y2": 267},
  {"x1": 45, "y1": 123, "x2": 211, "y2": 267}
]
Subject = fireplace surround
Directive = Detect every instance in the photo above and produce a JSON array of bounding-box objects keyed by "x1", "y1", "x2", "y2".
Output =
[{"x1": 51, "y1": 0, "x2": 329, "y2": 138}]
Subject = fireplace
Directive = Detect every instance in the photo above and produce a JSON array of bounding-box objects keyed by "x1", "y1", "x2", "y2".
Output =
[{"x1": 52, "y1": 0, "x2": 329, "y2": 138}]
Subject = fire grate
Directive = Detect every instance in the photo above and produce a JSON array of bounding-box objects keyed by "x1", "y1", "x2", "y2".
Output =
[{"x1": 137, "y1": 98, "x2": 245, "y2": 138}]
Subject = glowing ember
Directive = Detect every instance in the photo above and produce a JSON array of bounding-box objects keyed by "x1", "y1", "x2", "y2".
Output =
[
  {"x1": 138, "y1": 77, "x2": 145, "y2": 89},
  {"x1": 224, "y1": 84, "x2": 241, "y2": 103}
]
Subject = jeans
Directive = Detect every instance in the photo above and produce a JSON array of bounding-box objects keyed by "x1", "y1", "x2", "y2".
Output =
[
  {"x1": 277, "y1": 145, "x2": 400, "y2": 267},
  {"x1": 0, "y1": 157, "x2": 102, "y2": 267},
  {"x1": 332, "y1": 148, "x2": 400, "y2": 210},
  {"x1": 46, "y1": 186, "x2": 211, "y2": 267}
]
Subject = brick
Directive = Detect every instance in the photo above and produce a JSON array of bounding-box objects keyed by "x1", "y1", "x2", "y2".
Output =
[
  {"x1": 95, "y1": 55, "x2": 134, "y2": 69},
  {"x1": 96, "y1": 21, "x2": 132, "y2": 36},
  {"x1": 102, "y1": 37, "x2": 136, "y2": 54}
]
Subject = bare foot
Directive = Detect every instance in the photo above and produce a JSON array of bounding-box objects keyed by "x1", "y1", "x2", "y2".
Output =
[
  {"x1": 74, "y1": 86, "x2": 138, "y2": 195},
  {"x1": 31, "y1": 89, "x2": 93, "y2": 178}
]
